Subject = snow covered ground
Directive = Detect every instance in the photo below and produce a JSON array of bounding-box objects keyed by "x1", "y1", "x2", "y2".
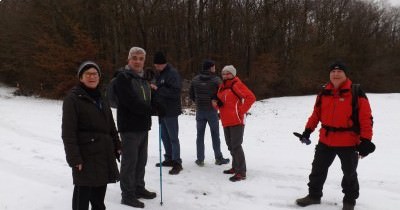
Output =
[{"x1": 0, "y1": 84, "x2": 399, "y2": 210}]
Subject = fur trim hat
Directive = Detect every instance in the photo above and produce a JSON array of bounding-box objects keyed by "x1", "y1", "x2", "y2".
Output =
[
  {"x1": 221, "y1": 65, "x2": 237, "y2": 76},
  {"x1": 77, "y1": 61, "x2": 101, "y2": 78}
]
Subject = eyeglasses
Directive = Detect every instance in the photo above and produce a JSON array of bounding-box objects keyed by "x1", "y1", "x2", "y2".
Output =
[
  {"x1": 222, "y1": 72, "x2": 232, "y2": 76},
  {"x1": 83, "y1": 72, "x2": 99, "y2": 77}
]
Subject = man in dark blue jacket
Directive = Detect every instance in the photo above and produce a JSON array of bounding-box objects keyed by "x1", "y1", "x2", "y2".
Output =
[
  {"x1": 115, "y1": 47, "x2": 156, "y2": 208},
  {"x1": 190, "y1": 60, "x2": 229, "y2": 167},
  {"x1": 151, "y1": 51, "x2": 183, "y2": 175}
]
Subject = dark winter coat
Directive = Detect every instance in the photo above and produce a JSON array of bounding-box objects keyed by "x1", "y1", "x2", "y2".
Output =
[
  {"x1": 114, "y1": 66, "x2": 152, "y2": 132},
  {"x1": 154, "y1": 64, "x2": 182, "y2": 117},
  {"x1": 189, "y1": 70, "x2": 221, "y2": 111},
  {"x1": 306, "y1": 79, "x2": 373, "y2": 147},
  {"x1": 62, "y1": 85, "x2": 120, "y2": 186}
]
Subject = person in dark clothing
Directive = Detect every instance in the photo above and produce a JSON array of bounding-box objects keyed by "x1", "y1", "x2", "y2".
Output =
[
  {"x1": 295, "y1": 61, "x2": 375, "y2": 210},
  {"x1": 189, "y1": 60, "x2": 230, "y2": 167},
  {"x1": 151, "y1": 51, "x2": 183, "y2": 175},
  {"x1": 62, "y1": 61, "x2": 121, "y2": 210},
  {"x1": 114, "y1": 47, "x2": 156, "y2": 208}
]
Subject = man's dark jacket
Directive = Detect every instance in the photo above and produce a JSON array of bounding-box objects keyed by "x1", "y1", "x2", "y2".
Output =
[
  {"x1": 115, "y1": 66, "x2": 152, "y2": 132},
  {"x1": 190, "y1": 69, "x2": 221, "y2": 111},
  {"x1": 154, "y1": 64, "x2": 182, "y2": 117}
]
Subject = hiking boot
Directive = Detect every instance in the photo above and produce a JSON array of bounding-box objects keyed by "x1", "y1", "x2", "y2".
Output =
[
  {"x1": 155, "y1": 160, "x2": 174, "y2": 167},
  {"x1": 229, "y1": 173, "x2": 246, "y2": 182},
  {"x1": 342, "y1": 203, "x2": 355, "y2": 210},
  {"x1": 121, "y1": 198, "x2": 144, "y2": 208},
  {"x1": 215, "y1": 157, "x2": 230, "y2": 165},
  {"x1": 223, "y1": 168, "x2": 235, "y2": 174},
  {"x1": 295, "y1": 195, "x2": 321, "y2": 207},
  {"x1": 136, "y1": 188, "x2": 156, "y2": 199},
  {"x1": 195, "y1": 160, "x2": 204, "y2": 167},
  {"x1": 169, "y1": 162, "x2": 183, "y2": 175},
  {"x1": 342, "y1": 198, "x2": 356, "y2": 210}
]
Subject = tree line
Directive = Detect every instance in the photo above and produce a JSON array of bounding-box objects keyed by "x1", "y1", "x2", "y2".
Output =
[{"x1": 0, "y1": 0, "x2": 399, "y2": 99}]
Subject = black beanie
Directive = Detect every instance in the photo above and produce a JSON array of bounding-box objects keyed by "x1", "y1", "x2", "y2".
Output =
[
  {"x1": 153, "y1": 51, "x2": 167, "y2": 64},
  {"x1": 77, "y1": 61, "x2": 101, "y2": 78},
  {"x1": 202, "y1": 59, "x2": 215, "y2": 70},
  {"x1": 329, "y1": 61, "x2": 347, "y2": 74}
]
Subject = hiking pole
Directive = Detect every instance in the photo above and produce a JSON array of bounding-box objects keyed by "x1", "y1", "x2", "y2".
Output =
[{"x1": 159, "y1": 122, "x2": 164, "y2": 205}]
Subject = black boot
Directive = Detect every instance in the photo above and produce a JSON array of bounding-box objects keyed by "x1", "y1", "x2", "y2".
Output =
[
  {"x1": 155, "y1": 160, "x2": 174, "y2": 167},
  {"x1": 295, "y1": 195, "x2": 321, "y2": 207},
  {"x1": 169, "y1": 161, "x2": 183, "y2": 175},
  {"x1": 136, "y1": 188, "x2": 156, "y2": 199},
  {"x1": 121, "y1": 198, "x2": 144, "y2": 208}
]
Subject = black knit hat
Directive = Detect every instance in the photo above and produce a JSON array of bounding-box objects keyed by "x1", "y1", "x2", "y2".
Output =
[
  {"x1": 153, "y1": 51, "x2": 167, "y2": 64},
  {"x1": 329, "y1": 61, "x2": 347, "y2": 73},
  {"x1": 77, "y1": 61, "x2": 101, "y2": 78},
  {"x1": 202, "y1": 59, "x2": 215, "y2": 70}
]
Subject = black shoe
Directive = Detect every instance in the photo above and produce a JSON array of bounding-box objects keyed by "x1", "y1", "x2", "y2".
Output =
[
  {"x1": 215, "y1": 157, "x2": 230, "y2": 165},
  {"x1": 136, "y1": 188, "x2": 156, "y2": 199},
  {"x1": 121, "y1": 198, "x2": 144, "y2": 208},
  {"x1": 342, "y1": 203, "x2": 355, "y2": 210},
  {"x1": 223, "y1": 168, "x2": 235, "y2": 174},
  {"x1": 169, "y1": 162, "x2": 183, "y2": 175},
  {"x1": 295, "y1": 195, "x2": 321, "y2": 207},
  {"x1": 229, "y1": 173, "x2": 246, "y2": 182},
  {"x1": 155, "y1": 160, "x2": 174, "y2": 167},
  {"x1": 195, "y1": 160, "x2": 204, "y2": 167}
]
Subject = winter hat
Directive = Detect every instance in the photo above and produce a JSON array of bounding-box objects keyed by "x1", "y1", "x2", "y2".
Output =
[
  {"x1": 153, "y1": 51, "x2": 167, "y2": 64},
  {"x1": 329, "y1": 61, "x2": 347, "y2": 74},
  {"x1": 221, "y1": 65, "x2": 237, "y2": 77},
  {"x1": 202, "y1": 59, "x2": 215, "y2": 71},
  {"x1": 77, "y1": 61, "x2": 101, "y2": 79}
]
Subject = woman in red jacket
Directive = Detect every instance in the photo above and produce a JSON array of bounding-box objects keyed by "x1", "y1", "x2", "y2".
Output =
[
  {"x1": 212, "y1": 65, "x2": 256, "y2": 182},
  {"x1": 295, "y1": 61, "x2": 375, "y2": 210}
]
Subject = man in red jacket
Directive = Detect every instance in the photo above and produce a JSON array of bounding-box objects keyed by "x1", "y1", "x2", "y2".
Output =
[
  {"x1": 212, "y1": 65, "x2": 256, "y2": 182},
  {"x1": 295, "y1": 61, "x2": 375, "y2": 210}
]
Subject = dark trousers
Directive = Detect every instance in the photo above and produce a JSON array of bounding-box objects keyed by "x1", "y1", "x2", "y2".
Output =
[
  {"x1": 223, "y1": 125, "x2": 246, "y2": 175},
  {"x1": 72, "y1": 185, "x2": 107, "y2": 210},
  {"x1": 120, "y1": 131, "x2": 148, "y2": 199},
  {"x1": 196, "y1": 110, "x2": 223, "y2": 161},
  {"x1": 160, "y1": 116, "x2": 181, "y2": 163},
  {"x1": 308, "y1": 143, "x2": 359, "y2": 203}
]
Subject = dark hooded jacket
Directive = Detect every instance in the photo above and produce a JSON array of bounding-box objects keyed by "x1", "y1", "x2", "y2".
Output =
[{"x1": 62, "y1": 85, "x2": 120, "y2": 186}]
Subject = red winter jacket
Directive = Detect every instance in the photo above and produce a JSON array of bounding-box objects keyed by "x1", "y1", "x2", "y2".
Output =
[
  {"x1": 305, "y1": 79, "x2": 373, "y2": 147},
  {"x1": 217, "y1": 77, "x2": 256, "y2": 127}
]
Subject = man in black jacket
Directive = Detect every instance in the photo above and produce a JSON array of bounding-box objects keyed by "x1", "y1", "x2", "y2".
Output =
[
  {"x1": 151, "y1": 51, "x2": 183, "y2": 175},
  {"x1": 190, "y1": 60, "x2": 229, "y2": 167},
  {"x1": 115, "y1": 47, "x2": 156, "y2": 208}
]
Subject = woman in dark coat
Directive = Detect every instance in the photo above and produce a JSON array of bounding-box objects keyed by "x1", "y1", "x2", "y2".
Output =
[{"x1": 62, "y1": 61, "x2": 121, "y2": 210}]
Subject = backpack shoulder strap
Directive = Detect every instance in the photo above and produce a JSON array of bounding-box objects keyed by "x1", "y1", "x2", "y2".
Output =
[
  {"x1": 351, "y1": 83, "x2": 361, "y2": 134},
  {"x1": 230, "y1": 80, "x2": 242, "y2": 99}
]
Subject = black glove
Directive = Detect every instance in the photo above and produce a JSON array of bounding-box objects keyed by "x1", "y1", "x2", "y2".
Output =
[
  {"x1": 357, "y1": 138, "x2": 375, "y2": 157},
  {"x1": 293, "y1": 128, "x2": 312, "y2": 145},
  {"x1": 302, "y1": 128, "x2": 312, "y2": 140}
]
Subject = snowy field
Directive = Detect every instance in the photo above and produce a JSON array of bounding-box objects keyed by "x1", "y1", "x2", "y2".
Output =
[{"x1": 0, "y1": 84, "x2": 399, "y2": 210}]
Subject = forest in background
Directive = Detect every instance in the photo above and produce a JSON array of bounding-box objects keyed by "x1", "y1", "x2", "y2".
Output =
[{"x1": 1, "y1": 0, "x2": 400, "y2": 100}]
